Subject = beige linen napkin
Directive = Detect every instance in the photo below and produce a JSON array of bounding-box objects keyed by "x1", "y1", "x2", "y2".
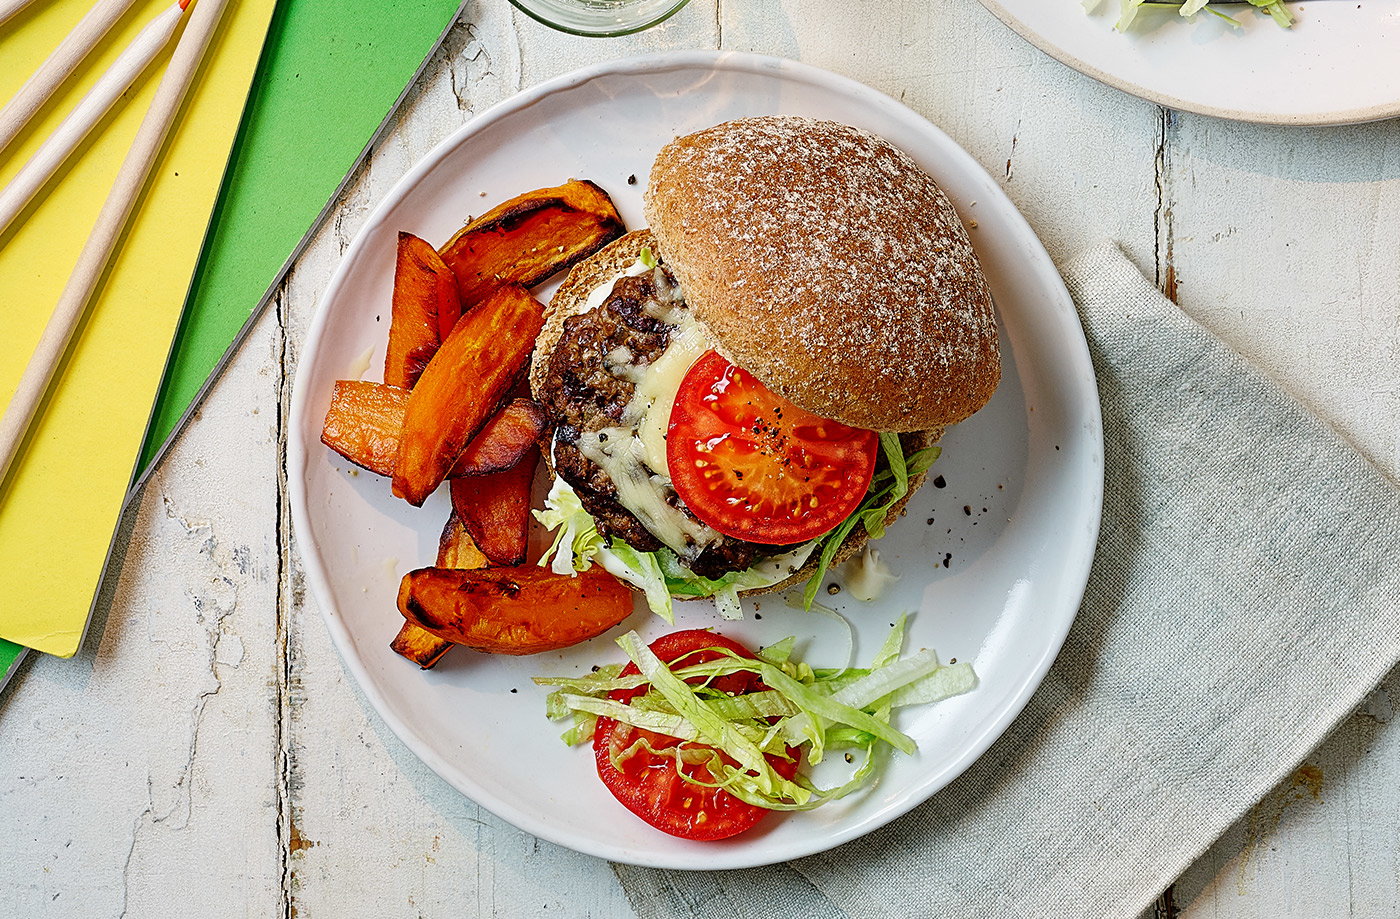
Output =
[{"x1": 613, "y1": 243, "x2": 1400, "y2": 919}]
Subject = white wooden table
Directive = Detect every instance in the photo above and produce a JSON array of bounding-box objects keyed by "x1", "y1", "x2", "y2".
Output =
[{"x1": 3, "y1": 2, "x2": 1397, "y2": 916}]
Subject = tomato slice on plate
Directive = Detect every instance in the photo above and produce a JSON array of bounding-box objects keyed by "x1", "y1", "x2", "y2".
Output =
[
  {"x1": 593, "y1": 630, "x2": 798, "y2": 841},
  {"x1": 667, "y1": 350, "x2": 879, "y2": 545}
]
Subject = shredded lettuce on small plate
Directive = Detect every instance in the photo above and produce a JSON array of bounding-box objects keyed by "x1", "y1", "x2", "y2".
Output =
[
  {"x1": 534, "y1": 615, "x2": 978, "y2": 810},
  {"x1": 1086, "y1": 0, "x2": 1293, "y2": 30}
]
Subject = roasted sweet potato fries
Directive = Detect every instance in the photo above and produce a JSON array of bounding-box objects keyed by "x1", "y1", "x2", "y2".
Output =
[
  {"x1": 385, "y1": 232, "x2": 462, "y2": 389},
  {"x1": 320, "y1": 380, "x2": 409, "y2": 478},
  {"x1": 318, "y1": 181, "x2": 634, "y2": 664},
  {"x1": 320, "y1": 386, "x2": 545, "y2": 480},
  {"x1": 398, "y1": 566, "x2": 634, "y2": 656},
  {"x1": 450, "y1": 447, "x2": 539, "y2": 566},
  {"x1": 439, "y1": 180, "x2": 624, "y2": 307},
  {"x1": 452, "y1": 399, "x2": 547, "y2": 476},
  {"x1": 392, "y1": 283, "x2": 544, "y2": 506},
  {"x1": 390, "y1": 513, "x2": 487, "y2": 669}
]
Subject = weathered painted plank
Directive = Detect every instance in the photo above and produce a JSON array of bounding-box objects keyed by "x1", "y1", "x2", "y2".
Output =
[
  {"x1": 1158, "y1": 110, "x2": 1400, "y2": 919},
  {"x1": 0, "y1": 306, "x2": 286, "y2": 915},
  {"x1": 1159, "y1": 114, "x2": 1400, "y2": 481}
]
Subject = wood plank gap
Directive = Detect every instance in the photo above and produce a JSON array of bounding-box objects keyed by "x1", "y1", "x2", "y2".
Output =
[
  {"x1": 1150, "y1": 102, "x2": 1181, "y2": 919},
  {"x1": 1153, "y1": 882, "x2": 1180, "y2": 919},
  {"x1": 273, "y1": 283, "x2": 296, "y2": 919},
  {"x1": 1152, "y1": 106, "x2": 1178, "y2": 302}
]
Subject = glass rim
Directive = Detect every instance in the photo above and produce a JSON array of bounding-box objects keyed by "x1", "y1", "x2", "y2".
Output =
[{"x1": 506, "y1": 0, "x2": 692, "y2": 37}]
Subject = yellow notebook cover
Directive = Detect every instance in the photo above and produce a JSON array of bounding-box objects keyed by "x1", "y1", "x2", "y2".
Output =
[{"x1": 0, "y1": 0, "x2": 277, "y2": 656}]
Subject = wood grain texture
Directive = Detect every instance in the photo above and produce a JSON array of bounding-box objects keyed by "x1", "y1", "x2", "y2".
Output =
[
  {"x1": 1146, "y1": 109, "x2": 1400, "y2": 919},
  {"x1": 0, "y1": 297, "x2": 285, "y2": 915},
  {"x1": 1, "y1": 0, "x2": 1397, "y2": 916}
]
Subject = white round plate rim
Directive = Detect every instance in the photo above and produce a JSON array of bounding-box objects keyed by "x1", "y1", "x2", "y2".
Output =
[
  {"x1": 977, "y1": 0, "x2": 1400, "y2": 126},
  {"x1": 288, "y1": 50, "x2": 1102, "y2": 869}
]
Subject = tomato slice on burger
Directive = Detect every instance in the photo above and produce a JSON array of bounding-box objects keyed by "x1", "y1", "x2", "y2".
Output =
[
  {"x1": 593, "y1": 630, "x2": 798, "y2": 841},
  {"x1": 666, "y1": 350, "x2": 879, "y2": 545}
]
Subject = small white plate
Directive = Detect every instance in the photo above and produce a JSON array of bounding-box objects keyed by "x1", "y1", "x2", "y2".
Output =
[
  {"x1": 978, "y1": 0, "x2": 1400, "y2": 125},
  {"x1": 288, "y1": 52, "x2": 1103, "y2": 869}
]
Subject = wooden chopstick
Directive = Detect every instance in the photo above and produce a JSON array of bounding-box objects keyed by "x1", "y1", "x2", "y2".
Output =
[
  {"x1": 0, "y1": 0, "x2": 142, "y2": 158},
  {"x1": 0, "y1": 0, "x2": 43, "y2": 27},
  {"x1": 0, "y1": 0, "x2": 230, "y2": 488},
  {"x1": 0, "y1": 0, "x2": 189, "y2": 237}
]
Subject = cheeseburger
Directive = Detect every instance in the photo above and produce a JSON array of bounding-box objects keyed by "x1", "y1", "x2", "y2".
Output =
[{"x1": 531, "y1": 116, "x2": 999, "y2": 615}]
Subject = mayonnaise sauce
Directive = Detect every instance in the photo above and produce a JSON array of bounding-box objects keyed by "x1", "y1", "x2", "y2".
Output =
[{"x1": 844, "y1": 547, "x2": 899, "y2": 602}]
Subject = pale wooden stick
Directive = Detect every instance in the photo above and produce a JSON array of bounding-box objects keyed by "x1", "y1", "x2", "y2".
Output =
[
  {"x1": 0, "y1": 1, "x2": 186, "y2": 237},
  {"x1": 0, "y1": 0, "x2": 44, "y2": 27},
  {"x1": 0, "y1": 0, "x2": 229, "y2": 487},
  {"x1": 0, "y1": 0, "x2": 143, "y2": 157}
]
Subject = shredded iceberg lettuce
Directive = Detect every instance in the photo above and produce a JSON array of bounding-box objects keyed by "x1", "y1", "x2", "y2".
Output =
[
  {"x1": 798, "y1": 435, "x2": 940, "y2": 610},
  {"x1": 1085, "y1": 0, "x2": 1292, "y2": 30},
  {"x1": 533, "y1": 479, "x2": 604, "y2": 576},
  {"x1": 535, "y1": 431, "x2": 935, "y2": 619},
  {"x1": 534, "y1": 614, "x2": 977, "y2": 811},
  {"x1": 599, "y1": 539, "x2": 675, "y2": 624},
  {"x1": 535, "y1": 478, "x2": 816, "y2": 622}
]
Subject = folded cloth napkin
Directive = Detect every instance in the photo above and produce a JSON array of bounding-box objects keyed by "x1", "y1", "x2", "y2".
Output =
[{"x1": 613, "y1": 243, "x2": 1400, "y2": 919}]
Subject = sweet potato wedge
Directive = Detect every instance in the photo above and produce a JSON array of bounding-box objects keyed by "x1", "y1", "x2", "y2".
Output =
[
  {"x1": 322, "y1": 381, "x2": 546, "y2": 480},
  {"x1": 438, "y1": 180, "x2": 624, "y2": 308},
  {"x1": 321, "y1": 380, "x2": 410, "y2": 477},
  {"x1": 392, "y1": 285, "x2": 545, "y2": 505},
  {"x1": 389, "y1": 622, "x2": 454, "y2": 669},
  {"x1": 450, "y1": 447, "x2": 538, "y2": 566},
  {"x1": 397, "y1": 565, "x2": 634, "y2": 656},
  {"x1": 453, "y1": 398, "x2": 547, "y2": 476},
  {"x1": 385, "y1": 232, "x2": 462, "y2": 388},
  {"x1": 390, "y1": 513, "x2": 488, "y2": 669},
  {"x1": 436, "y1": 511, "x2": 489, "y2": 569}
]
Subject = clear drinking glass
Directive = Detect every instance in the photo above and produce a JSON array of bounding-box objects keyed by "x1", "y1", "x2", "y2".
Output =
[{"x1": 507, "y1": 0, "x2": 692, "y2": 37}]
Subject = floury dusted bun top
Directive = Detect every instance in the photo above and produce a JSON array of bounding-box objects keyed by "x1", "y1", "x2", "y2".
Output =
[{"x1": 642, "y1": 115, "x2": 1000, "y2": 433}]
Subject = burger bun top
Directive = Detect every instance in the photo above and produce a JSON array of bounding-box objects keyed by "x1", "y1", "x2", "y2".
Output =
[{"x1": 644, "y1": 116, "x2": 1000, "y2": 432}]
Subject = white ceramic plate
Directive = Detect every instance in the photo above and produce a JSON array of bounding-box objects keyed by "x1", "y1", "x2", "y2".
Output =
[
  {"x1": 288, "y1": 52, "x2": 1102, "y2": 869},
  {"x1": 979, "y1": 0, "x2": 1400, "y2": 124}
]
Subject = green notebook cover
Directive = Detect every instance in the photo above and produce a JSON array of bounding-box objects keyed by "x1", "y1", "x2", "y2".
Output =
[
  {"x1": 0, "y1": 640, "x2": 24, "y2": 694},
  {"x1": 135, "y1": 0, "x2": 465, "y2": 478}
]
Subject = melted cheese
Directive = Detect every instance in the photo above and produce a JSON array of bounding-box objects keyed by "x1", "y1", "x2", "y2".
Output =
[
  {"x1": 581, "y1": 257, "x2": 651, "y2": 313},
  {"x1": 575, "y1": 430, "x2": 713, "y2": 554},
  {"x1": 568, "y1": 262, "x2": 720, "y2": 558},
  {"x1": 635, "y1": 315, "x2": 710, "y2": 475}
]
